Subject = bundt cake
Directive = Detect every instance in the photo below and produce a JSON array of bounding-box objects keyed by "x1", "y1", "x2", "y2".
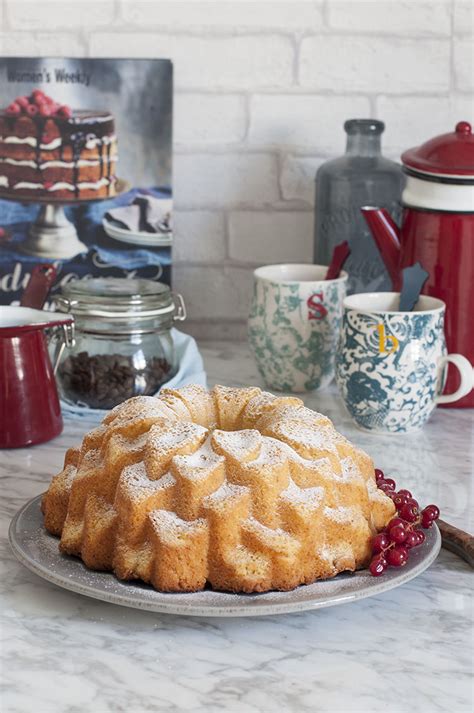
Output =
[{"x1": 42, "y1": 385, "x2": 396, "y2": 593}]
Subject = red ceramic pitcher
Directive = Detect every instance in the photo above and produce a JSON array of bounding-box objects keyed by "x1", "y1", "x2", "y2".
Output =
[
  {"x1": 362, "y1": 121, "x2": 474, "y2": 408},
  {"x1": 0, "y1": 307, "x2": 74, "y2": 448}
]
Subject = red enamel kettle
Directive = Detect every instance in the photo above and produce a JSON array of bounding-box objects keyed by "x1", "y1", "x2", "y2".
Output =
[{"x1": 362, "y1": 121, "x2": 474, "y2": 408}]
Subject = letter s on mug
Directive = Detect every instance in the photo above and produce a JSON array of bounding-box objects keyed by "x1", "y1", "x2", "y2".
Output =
[{"x1": 307, "y1": 293, "x2": 328, "y2": 321}]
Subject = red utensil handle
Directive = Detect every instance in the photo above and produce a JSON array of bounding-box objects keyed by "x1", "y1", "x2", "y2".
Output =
[
  {"x1": 20, "y1": 265, "x2": 56, "y2": 309},
  {"x1": 325, "y1": 241, "x2": 350, "y2": 280}
]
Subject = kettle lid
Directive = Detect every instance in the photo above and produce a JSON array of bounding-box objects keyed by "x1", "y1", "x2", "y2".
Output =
[{"x1": 401, "y1": 121, "x2": 474, "y2": 178}]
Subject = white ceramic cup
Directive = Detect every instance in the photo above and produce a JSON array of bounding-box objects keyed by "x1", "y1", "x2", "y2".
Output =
[
  {"x1": 335, "y1": 292, "x2": 473, "y2": 433},
  {"x1": 248, "y1": 263, "x2": 348, "y2": 392}
]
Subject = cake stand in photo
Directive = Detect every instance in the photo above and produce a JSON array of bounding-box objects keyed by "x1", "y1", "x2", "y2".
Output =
[{"x1": 0, "y1": 179, "x2": 129, "y2": 260}]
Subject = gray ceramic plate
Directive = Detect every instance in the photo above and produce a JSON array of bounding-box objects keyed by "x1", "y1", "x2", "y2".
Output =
[{"x1": 9, "y1": 495, "x2": 441, "y2": 617}]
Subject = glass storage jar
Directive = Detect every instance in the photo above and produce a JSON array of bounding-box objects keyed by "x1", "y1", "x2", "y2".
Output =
[{"x1": 54, "y1": 277, "x2": 186, "y2": 410}]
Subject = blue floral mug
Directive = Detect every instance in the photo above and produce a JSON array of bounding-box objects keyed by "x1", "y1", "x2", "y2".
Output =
[
  {"x1": 248, "y1": 264, "x2": 347, "y2": 392},
  {"x1": 335, "y1": 292, "x2": 472, "y2": 433}
]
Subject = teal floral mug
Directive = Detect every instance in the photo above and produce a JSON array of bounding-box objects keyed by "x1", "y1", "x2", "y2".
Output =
[
  {"x1": 335, "y1": 292, "x2": 473, "y2": 433},
  {"x1": 248, "y1": 264, "x2": 347, "y2": 392}
]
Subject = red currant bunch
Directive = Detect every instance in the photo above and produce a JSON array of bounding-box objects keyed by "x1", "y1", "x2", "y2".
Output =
[{"x1": 369, "y1": 469, "x2": 440, "y2": 577}]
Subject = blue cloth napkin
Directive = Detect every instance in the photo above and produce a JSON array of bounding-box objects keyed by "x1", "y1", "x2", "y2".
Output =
[{"x1": 60, "y1": 329, "x2": 207, "y2": 421}]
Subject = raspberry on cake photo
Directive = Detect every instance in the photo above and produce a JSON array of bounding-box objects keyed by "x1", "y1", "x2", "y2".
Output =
[{"x1": 0, "y1": 88, "x2": 118, "y2": 200}]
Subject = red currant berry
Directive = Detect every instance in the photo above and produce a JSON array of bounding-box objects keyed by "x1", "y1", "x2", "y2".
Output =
[
  {"x1": 26, "y1": 104, "x2": 39, "y2": 116},
  {"x1": 399, "y1": 503, "x2": 419, "y2": 523},
  {"x1": 405, "y1": 497, "x2": 420, "y2": 509},
  {"x1": 389, "y1": 525, "x2": 407, "y2": 544},
  {"x1": 423, "y1": 505, "x2": 440, "y2": 521},
  {"x1": 393, "y1": 493, "x2": 409, "y2": 509},
  {"x1": 57, "y1": 105, "x2": 72, "y2": 119},
  {"x1": 421, "y1": 512, "x2": 434, "y2": 528},
  {"x1": 397, "y1": 489, "x2": 412, "y2": 498},
  {"x1": 369, "y1": 556, "x2": 388, "y2": 577},
  {"x1": 374, "y1": 469, "x2": 385, "y2": 482},
  {"x1": 404, "y1": 531, "x2": 419, "y2": 549},
  {"x1": 416, "y1": 530, "x2": 426, "y2": 545},
  {"x1": 6, "y1": 102, "x2": 21, "y2": 115},
  {"x1": 386, "y1": 546, "x2": 408, "y2": 567},
  {"x1": 372, "y1": 532, "x2": 390, "y2": 553},
  {"x1": 387, "y1": 517, "x2": 405, "y2": 530},
  {"x1": 382, "y1": 478, "x2": 396, "y2": 490},
  {"x1": 378, "y1": 482, "x2": 394, "y2": 493}
]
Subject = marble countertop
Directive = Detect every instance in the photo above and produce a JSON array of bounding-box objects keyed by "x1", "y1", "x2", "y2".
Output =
[{"x1": 2, "y1": 341, "x2": 473, "y2": 713}]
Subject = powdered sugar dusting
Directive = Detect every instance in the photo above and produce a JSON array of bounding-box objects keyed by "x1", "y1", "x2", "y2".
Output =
[
  {"x1": 243, "y1": 516, "x2": 300, "y2": 553},
  {"x1": 103, "y1": 395, "x2": 176, "y2": 426},
  {"x1": 149, "y1": 509, "x2": 207, "y2": 542},
  {"x1": 172, "y1": 437, "x2": 224, "y2": 479},
  {"x1": 319, "y1": 542, "x2": 354, "y2": 564},
  {"x1": 245, "y1": 437, "x2": 288, "y2": 467},
  {"x1": 119, "y1": 463, "x2": 176, "y2": 501},
  {"x1": 148, "y1": 421, "x2": 208, "y2": 453},
  {"x1": 271, "y1": 420, "x2": 338, "y2": 454},
  {"x1": 324, "y1": 506, "x2": 359, "y2": 524},
  {"x1": 340, "y1": 457, "x2": 365, "y2": 482},
  {"x1": 61, "y1": 464, "x2": 78, "y2": 488},
  {"x1": 212, "y1": 429, "x2": 261, "y2": 459},
  {"x1": 203, "y1": 482, "x2": 249, "y2": 505},
  {"x1": 281, "y1": 478, "x2": 324, "y2": 509}
]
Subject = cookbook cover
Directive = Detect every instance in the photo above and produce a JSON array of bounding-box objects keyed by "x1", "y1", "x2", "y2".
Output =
[{"x1": 0, "y1": 57, "x2": 173, "y2": 306}]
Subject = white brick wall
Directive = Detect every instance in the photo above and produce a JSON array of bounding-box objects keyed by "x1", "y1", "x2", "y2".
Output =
[
  {"x1": 174, "y1": 94, "x2": 247, "y2": 145},
  {"x1": 248, "y1": 95, "x2": 371, "y2": 150},
  {"x1": 228, "y1": 211, "x2": 313, "y2": 263},
  {"x1": 7, "y1": 0, "x2": 116, "y2": 29},
  {"x1": 0, "y1": 0, "x2": 471, "y2": 339},
  {"x1": 326, "y1": 1, "x2": 451, "y2": 36},
  {"x1": 89, "y1": 33, "x2": 295, "y2": 89},
  {"x1": 299, "y1": 36, "x2": 451, "y2": 93},
  {"x1": 454, "y1": 38, "x2": 474, "y2": 91},
  {"x1": 174, "y1": 152, "x2": 279, "y2": 207}
]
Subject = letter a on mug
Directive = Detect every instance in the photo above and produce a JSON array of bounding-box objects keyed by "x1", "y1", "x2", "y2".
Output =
[{"x1": 377, "y1": 324, "x2": 399, "y2": 354}]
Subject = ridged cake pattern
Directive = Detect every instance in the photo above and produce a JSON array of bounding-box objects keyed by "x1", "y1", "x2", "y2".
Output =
[{"x1": 42, "y1": 385, "x2": 395, "y2": 593}]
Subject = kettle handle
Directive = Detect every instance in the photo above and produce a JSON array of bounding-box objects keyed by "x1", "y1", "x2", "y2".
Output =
[{"x1": 436, "y1": 354, "x2": 473, "y2": 404}]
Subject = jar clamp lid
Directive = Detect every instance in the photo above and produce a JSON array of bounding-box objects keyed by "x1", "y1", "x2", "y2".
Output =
[{"x1": 55, "y1": 278, "x2": 186, "y2": 334}]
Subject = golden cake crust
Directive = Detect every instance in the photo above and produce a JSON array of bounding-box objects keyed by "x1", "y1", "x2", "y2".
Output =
[{"x1": 42, "y1": 385, "x2": 395, "y2": 593}]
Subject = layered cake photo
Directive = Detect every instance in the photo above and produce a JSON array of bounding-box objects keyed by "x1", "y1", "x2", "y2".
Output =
[
  {"x1": 0, "y1": 88, "x2": 118, "y2": 200},
  {"x1": 0, "y1": 57, "x2": 173, "y2": 299}
]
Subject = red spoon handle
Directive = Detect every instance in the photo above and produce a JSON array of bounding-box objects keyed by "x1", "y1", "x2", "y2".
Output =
[
  {"x1": 20, "y1": 264, "x2": 56, "y2": 309},
  {"x1": 325, "y1": 241, "x2": 350, "y2": 280}
]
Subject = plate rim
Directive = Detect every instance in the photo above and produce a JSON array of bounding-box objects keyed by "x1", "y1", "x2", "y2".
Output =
[
  {"x1": 9, "y1": 494, "x2": 441, "y2": 618},
  {"x1": 102, "y1": 217, "x2": 173, "y2": 246}
]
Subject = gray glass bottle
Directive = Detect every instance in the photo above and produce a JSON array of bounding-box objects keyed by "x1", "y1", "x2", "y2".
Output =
[{"x1": 313, "y1": 119, "x2": 404, "y2": 293}]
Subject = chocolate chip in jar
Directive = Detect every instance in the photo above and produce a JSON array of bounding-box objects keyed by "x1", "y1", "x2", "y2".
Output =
[{"x1": 58, "y1": 351, "x2": 171, "y2": 409}]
